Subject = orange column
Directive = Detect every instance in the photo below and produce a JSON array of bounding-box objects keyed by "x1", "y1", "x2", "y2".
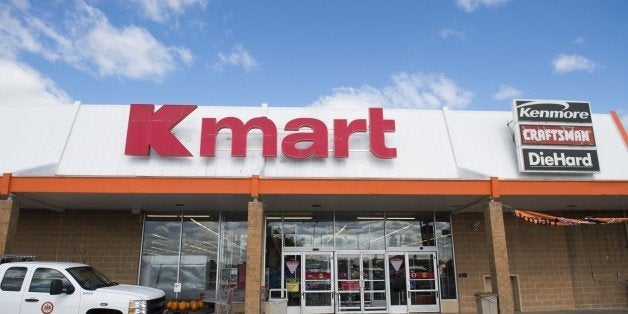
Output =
[
  {"x1": 484, "y1": 201, "x2": 514, "y2": 314},
  {"x1": 245, "y1": 200, "x2": 264, "y2": 313}
]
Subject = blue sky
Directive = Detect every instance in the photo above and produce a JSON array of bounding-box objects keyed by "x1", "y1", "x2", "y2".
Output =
[{"x1": 1, "y1": 0, "x2": 627, "y2": 125}]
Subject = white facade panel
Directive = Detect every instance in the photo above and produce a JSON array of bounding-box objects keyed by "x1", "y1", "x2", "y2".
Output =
[
  {"x1": 0, "y1": 105, "x2": 77, "y2": 174},
  {"x1": 57, "y1": 105, "x2": 461, "y2": 178},
  {"x1": 444, "y1": 110, "x2": 520, "y2": 178},
  {"x1": 1, "y1": 103, "x2": 623, "y2": 180},
  {"x1": 588, "y1": 114, "x2": 628, "y2": 180}
]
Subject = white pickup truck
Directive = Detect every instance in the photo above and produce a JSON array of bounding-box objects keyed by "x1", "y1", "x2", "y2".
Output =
[{"x1": 0, "y1": 261, "x2": 165, "y2": 314}]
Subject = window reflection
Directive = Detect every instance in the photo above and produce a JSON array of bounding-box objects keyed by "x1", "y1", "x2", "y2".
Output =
[
  {"x1": 181, "y1": 215, "x2": 219, "y2": 302},
  {"x1": 139, "y1": 212, "x2": 235, "y2": 303},
  {"x1": 265, "y1": 213, "x2": 282, "y2": 299},
  {"x1": 283, "y1": 213, "x2": 333, "y2": 247},
  {"x1": 218, "y1": 212, "x2": 247, "y2": 302},
  {"x1": 436, "y1": 212, "x2": 456, "y2": 299},
  {"x1": 385, "y1": 213, "x2": 435, "y2": 247},
  {"x1": 335, "y1": 213, "x2": 385, "y2": 250},
  {"x1": 139, "y1": 215, "x2": 182, "y2": 300}
]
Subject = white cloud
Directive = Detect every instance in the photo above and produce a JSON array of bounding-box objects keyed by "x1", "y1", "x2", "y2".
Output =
[
  {"x1": 0, "y1": 58, "x2": 71, "y2": 106},
  {"x1": 310, "y1": 72, "x2": 473, "y2": 110},
  {"x1": 572, "y1": 36, "x2": 585, "y2": 45},
  {"x1": 456, "y1": 0, "x2": 509, "y2": 12},
  {"x1": 621, "y1": 113, "x2": 628, "y2": 132},
  {"x1": 552, "y1": 54, "x2": 597, "y2": 74},
  {"x1": 135, "y1": 0, "x2": 207, "y2": 23},
  {"x1": 0, "y1": 7, "x2": 45, "y2": 59},
  {"x1": 438, "y1": 28, "x2": 466, "y2": 41},
  {"x1": 310, "y1": 86, "x2": 387, "y2": 110},
  {"x1": 213, "y1": 44, "x2": 259, "y2": 72},
  {"x1": 493, "y1": 85, "x2": 522, "y2": 100},
  {"x1": 0, "y1": 1, "x2": 192, "y2": 82}
]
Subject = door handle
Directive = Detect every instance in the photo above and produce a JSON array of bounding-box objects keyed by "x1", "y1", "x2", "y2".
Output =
[{"x1": 25, "y1": 298, "x2": 39, "y2": 303}]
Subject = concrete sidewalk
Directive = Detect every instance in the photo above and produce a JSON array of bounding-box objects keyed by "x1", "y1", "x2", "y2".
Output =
[{"x1": 517, "y1": 309, "x2": 628, "y2": 314}]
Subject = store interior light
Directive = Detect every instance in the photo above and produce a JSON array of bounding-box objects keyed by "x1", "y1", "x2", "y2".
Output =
[
  {"x1": 283, "y1": 216, "x2": 313, "y2": 220},
  {"x1": 334, "y1": 225, "x2": 347, "y2": 236},
  {"x1": 356, "y1": 217, "x2": 385, "y2": 220},
  {"x1": 266, "y1": 216, "x2": 282, "y2": 220},
  {"x1": 146, "y1": 214, "x2": 179, "y2": 218},
  {"x1": 190, "y1": 218, "x2": 219, "y2": 236},
  {"x1": 184, "y1": 215, "x2": 211, "y2": 218},
  {"x1": 387, "y1": 217, "x2": 415, "y2": 220}
]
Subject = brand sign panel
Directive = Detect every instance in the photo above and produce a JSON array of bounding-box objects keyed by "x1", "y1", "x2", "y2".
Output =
[
  {"x1": 512, "y1": 99, "x2": 598, "y2": 174},
  {"x1": 518, "y1": 124, "x2": 596, "y2": 146},
  {"x1": 520, "y1": 148, "x2": 600, "y2": 173},
  {"x1": 513, "y1": 100, "x2": 592, "y2": 123}
]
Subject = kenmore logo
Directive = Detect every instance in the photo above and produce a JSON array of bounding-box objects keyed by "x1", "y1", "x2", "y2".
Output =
[{"x1": 514, "y1": 100, "x2": 592, "y2": 123}]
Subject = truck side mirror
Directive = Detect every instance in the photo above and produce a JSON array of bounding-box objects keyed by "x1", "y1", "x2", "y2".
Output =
[{"x1": 50, "y1": 279, "x2": 64, "y2": 295}]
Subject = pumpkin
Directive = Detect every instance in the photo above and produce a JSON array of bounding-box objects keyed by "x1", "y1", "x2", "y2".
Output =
[
  {"x1": 190, "y1": 301, "x2": 198, "y2": 310},
  {"x1": 171, "y1": 301, "x2": 180, "y2": 310},
  {"x1": 178, "y1": 301, "x2": 189, "y2": 310}
]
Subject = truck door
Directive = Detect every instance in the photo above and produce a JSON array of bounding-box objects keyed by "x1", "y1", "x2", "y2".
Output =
[
  {"x1": 0, "y1": 266, "x2": 29, "y2": 313},
  {"x1": 19, "y1": 267, "x2": 80, "y2": 314}
]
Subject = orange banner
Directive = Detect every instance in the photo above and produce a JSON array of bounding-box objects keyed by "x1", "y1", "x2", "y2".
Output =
[{"x1": 514, "y1": 210, "x2": 628, "y2": 226}]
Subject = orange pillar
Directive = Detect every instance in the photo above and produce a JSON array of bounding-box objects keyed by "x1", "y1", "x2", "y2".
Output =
[
  {"x1": 245, "y1": 200, "x2": 264, "y2": 313},
  {"x1": 484, "y1": 201, "x2": 514, "y2": 314}
]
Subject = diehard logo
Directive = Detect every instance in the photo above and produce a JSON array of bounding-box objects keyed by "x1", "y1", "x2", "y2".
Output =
[{"x1": 521, "y1": 148, "x2": 600, "y2": 172}]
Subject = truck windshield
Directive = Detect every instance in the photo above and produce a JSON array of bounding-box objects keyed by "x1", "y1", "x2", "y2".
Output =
[{"x1": 67, "y1": 266, "x2": 118, "y2": 290}]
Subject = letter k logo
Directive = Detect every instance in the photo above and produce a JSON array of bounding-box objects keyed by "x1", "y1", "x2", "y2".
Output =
[{"x1": 125, "y1": 104, "x2": 197, "y2": 156}]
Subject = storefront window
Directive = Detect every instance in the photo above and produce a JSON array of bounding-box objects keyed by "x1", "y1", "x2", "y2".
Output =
[
  {"x1": 283, "y1": 212, "x2": 333, "y2": 247},
  {"x1": 435, "y1": 212, "x2": 456, "y2": 299},
  {"x1": 181, "y1": 214, "x2": 219, "y2": 301},
  {"x1": 335, "y1": 212, "x2": 385, "y2": 250},
  {"x1": 385, "y1": 213, "x2": 435, "y2": 248},
  {"x1": 263, "y1": 210, "x2": 458, "y2": 309},
  {"x1": 139, "y1": 212, "x2": 237, "y2": 303},
  {"x1": 217, "y1": 212, "x2": 247, "y2": 303},
  {"x1": 139, "y1": 214, "x2": 184, "y2": 300},
  {"x1": 265, "y1": 213, "x2": 283, "y2": 299}
]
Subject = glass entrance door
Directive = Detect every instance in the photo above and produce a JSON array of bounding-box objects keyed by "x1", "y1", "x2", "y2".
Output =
[
  {"x1": 407, "y1": 252, "x2": 439, "y2": 312},
  {"x1": 303, "y1": 252, "x2": 334, "y2": 313},
  {"x1": 387, "y1": 252, "x2": 439, "y2": 313},
  {"x1": 336, "y1": 252, "x2": 387, "y2": 313},
  {"x1": 284, "y1": 252, "x2": 334, "y2": 314}
]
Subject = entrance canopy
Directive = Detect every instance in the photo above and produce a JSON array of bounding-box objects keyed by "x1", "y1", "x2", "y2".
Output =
[{"x1": 2, "y1": 175, "x2": 626, "y2": 212}]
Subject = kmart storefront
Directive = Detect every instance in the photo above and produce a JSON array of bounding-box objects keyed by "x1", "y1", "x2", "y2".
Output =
[{"x1": 0, "y1": 101, "x2": 626, "y2": 313}]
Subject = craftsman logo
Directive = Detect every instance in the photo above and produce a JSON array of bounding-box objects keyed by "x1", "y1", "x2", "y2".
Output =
[
  {"x1": 519, "y1": 124, "x2": 595, "y2": 146},
  {"x1": 521, "y1": 148, "x2": 599, "y2": 172},
  {"x1": 125, "y1": 105, "x2": 397, "y2": 159},
  {"x1": 514, "y1": 100, "x2": 592, "y2": 123}
]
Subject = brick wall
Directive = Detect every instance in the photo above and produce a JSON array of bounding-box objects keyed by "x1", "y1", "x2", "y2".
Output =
[
  {"x1": 453, "y1": 211, "x2": 627, "y2": 313},
  {"x1": 564, "y1": 219, "x2": 627, "y2": 309},
  {"x1": 10, "y1": 208, "x2": 143, "y2": 285},
  {"x1": 506, "y1": 212, "x2": 576, "y2": 311},
  {"x1": 452, "y1": 212, "x2": 492, "y2": 312}
]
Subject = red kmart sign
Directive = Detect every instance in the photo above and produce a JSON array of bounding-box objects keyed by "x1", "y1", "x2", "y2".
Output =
[{"x1": 125, "y1": 104, "x2": 397, "y2": 159}]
